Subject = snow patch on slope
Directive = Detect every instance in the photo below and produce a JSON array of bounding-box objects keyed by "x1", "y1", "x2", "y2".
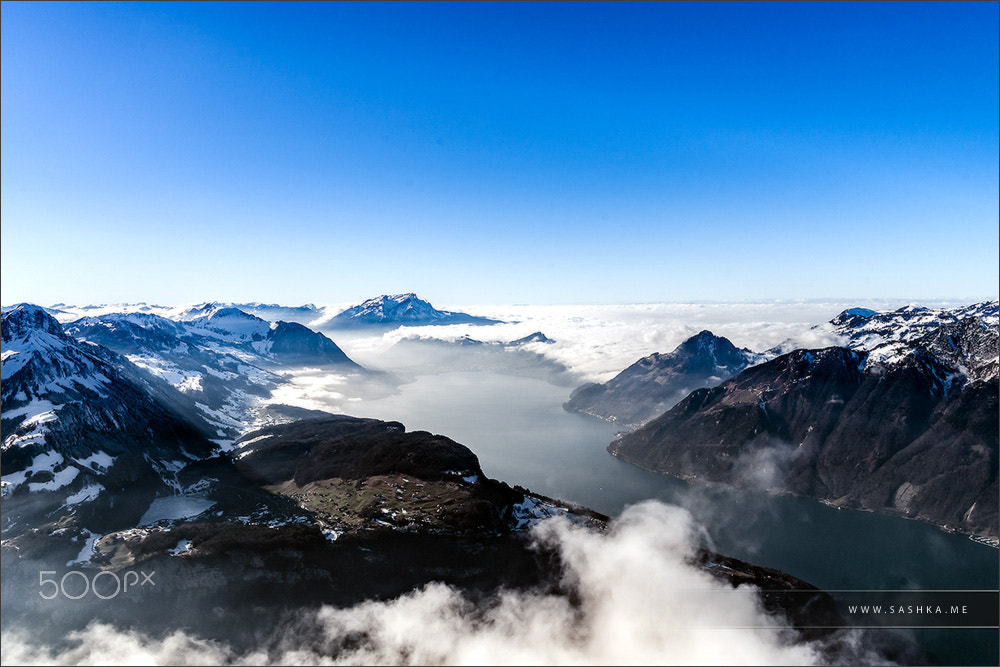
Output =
[{"x1": 139, "y1": 496, "x2": 216, "y2": 526}]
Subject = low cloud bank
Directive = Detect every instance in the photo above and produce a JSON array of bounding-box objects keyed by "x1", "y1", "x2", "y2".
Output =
[
  {"x1": 265, "y1": 300, "x2": 937, "y2": 411},
  {"x1": 336, "y1": 301, "x2": 905, "y2": 383},
  {"x1": 2, "y1": 502, "x2": 891, "y2": 666}
]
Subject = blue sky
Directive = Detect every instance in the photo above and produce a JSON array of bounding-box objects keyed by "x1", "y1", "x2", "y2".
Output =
[{"x1": 2, "y1": 2, "x2": 997, "y2": 307}]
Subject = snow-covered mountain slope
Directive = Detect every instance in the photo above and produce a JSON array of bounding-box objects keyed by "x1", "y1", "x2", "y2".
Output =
[
  {"x1": 64, "y1": 308, "x2": 362, "y2": 439},
  {"x1": 64, "y1": 311, "x2": 276, "y2": 439},
  {"x1": 830, "y1": 300, "x2": 998, "y2": 382},
  {"x1": 189, "y1": 307, "x2": 272, "y2": 342},
  {"x1": 326, "y1": 293, "x2": 502, "y2": 328},
  {"x1": 1, "y1": 305, "x2": 218, "y2": 534}
]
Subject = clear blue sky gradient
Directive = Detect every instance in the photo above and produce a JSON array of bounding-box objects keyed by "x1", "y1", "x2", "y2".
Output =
[{"x1": 2, "y1": 2, "x2": 997, "y2": 306}]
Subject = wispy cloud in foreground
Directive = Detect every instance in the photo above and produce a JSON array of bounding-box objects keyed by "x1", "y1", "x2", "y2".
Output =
[{"x1": 3, "y1": 502, "x2": 890, "y2": 666}]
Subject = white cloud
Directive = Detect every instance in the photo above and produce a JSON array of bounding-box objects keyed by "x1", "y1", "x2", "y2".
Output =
[
  {"x1": 267, "y1": 368, "x2": 350, "y2": 412},
  {"x1": 327, "y1": 301, "x2": 914, "y2": 384},
  {"x1": 0, "y1": 624, "x2": 235, "y2": 666},
  {"x1": 1, "y1": 502, "x2": 886, "y2": 666}
]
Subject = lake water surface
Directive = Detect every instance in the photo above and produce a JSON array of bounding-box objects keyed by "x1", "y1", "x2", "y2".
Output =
[{"x1": 355, "y1": 370, "x2": 999, "y2": 665}]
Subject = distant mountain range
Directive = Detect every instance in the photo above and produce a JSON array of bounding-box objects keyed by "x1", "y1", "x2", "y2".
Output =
[
  {"x1": 395, "y1": 331, "x2": 553, "y2": 349},
  {"x1": 384, "y1": 330, "x2": 574, "y2": 386},
  {"x1": 606, "y1": 301, "x2": 999, "y2": 538},
  {"x1": 37, "y1": 293, "x2": 503, "y2": 330}
]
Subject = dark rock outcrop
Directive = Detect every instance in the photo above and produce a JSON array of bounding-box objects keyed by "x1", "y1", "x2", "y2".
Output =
[{"x1": 233, "y1": 415, "x2": 483, "y2": 486}]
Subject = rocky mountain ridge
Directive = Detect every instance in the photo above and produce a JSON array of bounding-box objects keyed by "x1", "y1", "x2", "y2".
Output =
[
  {"x1": 609, "y1": 301, "x2": 999, "y2": 538},
  {"x1": 830, "y1": 300, "x2": 998, "y2": 383}
]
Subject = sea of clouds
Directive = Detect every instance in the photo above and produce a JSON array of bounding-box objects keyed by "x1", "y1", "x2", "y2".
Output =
[{"x1": 335, "y1": 300, "x2": 939, "y2": 381}]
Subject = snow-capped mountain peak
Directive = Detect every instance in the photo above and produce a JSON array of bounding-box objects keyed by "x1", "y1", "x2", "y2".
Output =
[
  {"x1": 351, "y1": 293, "x2": 439, "y2": 320},
  {"x1": 328, "y1": 293, "x2": 501, "y2": 328},
  {"x1": 2, "y1": 305, "x2": 102, "y2": 385},
  {"x1": 2, "y1": 303, "x2": 67, "y2": 340}
]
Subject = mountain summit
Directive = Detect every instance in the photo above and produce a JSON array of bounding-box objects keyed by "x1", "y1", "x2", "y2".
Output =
[
  {"x1": 565, "y1": 330, "x2": 760, "y2": 427},
  {"x1": 327, "y1": 293, "x2": 501, "y2": 328}
]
